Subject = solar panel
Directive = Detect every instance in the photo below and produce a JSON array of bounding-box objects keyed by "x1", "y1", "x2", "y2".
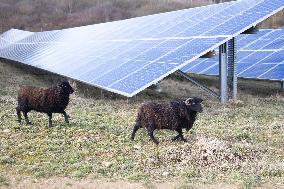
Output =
[
  {"x1": 0, "y1": 0, "x2": 283, "y2": 96},
  {"x1": 182, "y1": 27, "x2": 284, "y2": 81}
]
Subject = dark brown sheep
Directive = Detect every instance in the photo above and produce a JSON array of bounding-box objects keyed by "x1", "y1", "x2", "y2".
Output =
[
  {"x1": 131, "y1": 97, "x2": 203, "y2": 144},
  {"x1": 16, "y1": 80, "x2": 74, "y2": 127}
]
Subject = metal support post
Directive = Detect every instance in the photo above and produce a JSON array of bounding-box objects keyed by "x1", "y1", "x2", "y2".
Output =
[
  {"x1": 219, "y1": 43, "x2": 228, "y2": 103},
  {"x1": 281, "y1": 81, "x2": 284, "y2": 90},
  {"x1": 228, "y1": 37, "x2": 237, "y2": 100},
  {"x1": 177, "y1": 70, "x2": 219, "y2": 99}
]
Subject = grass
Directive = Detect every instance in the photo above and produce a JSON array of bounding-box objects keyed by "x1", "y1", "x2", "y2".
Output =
[
  {"x1": 0, "y1": 175, "x2": 9, "y2": 187},
  {"x1": 0, "y1": 60, "x2": 284, "y2": 188}
]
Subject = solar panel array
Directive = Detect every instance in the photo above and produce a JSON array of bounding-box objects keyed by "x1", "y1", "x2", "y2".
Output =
[
  {"x1": 0, "y1": 0, "x2": 283, "y2": 96},
  {"x1": 182, "y1": 28, "x2": 284, "y2": 81}
]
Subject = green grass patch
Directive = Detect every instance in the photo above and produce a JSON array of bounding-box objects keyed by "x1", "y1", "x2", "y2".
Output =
[{"x1": 0, "y1": 60, "x2": 284, "y2": 187}]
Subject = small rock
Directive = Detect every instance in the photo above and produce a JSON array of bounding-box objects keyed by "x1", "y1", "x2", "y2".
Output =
[
  {"x1": 102, "y1": 161, "x2": 112, "y2": 168},
  {"x1": 3, "y1": 129, "x2": 10, "y2": 133},
  {"x1": 134, "y1": 144, "x2": 141, "y2": 150},
  {"x1": 162, "y1": 171, "x2": 169, "y2": 176}
]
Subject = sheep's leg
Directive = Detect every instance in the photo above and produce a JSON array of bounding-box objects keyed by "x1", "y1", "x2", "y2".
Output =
[
  {"x1": 16, "y1": 108, "x2": 22, "y2": 126},
  {"x1": 147, "y1": 123, "x2": 159, "y2": 144},
  {"x1": 148, "y1": 128, "x2": 159, "y2": 144},
  {"x1": 131, "y1": 122, "x2": 140, "y2": 140},
  {"x1": 178, "y1": 129, "x2": 187, "y2": 142},
  {"x1": 62, "y1": 111, "x2": 69, "y2": 124},
  {"x1": 47, "y1": 113, "x2": 53, "y2": 128},
  {"x1": 23, "y1": 111, "x2": 31, "y2": 125},
  {"x1": 172, "y1": 134, "x2": 180, "y2": 141},
  {"x1": 172, "y1": 128, "x2": 187, "y2": 142}
]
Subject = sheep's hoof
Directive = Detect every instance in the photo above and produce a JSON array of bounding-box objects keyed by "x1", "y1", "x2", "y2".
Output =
[
  {"x1": 152, "y1": 140, "x2": 159, "y2": 145},
  {"x1": 181, "y1": 138, "x2": 188, "y2": 142},
  {"x1": 172, "y1": 136, "x2": 180, "y2": 141}
]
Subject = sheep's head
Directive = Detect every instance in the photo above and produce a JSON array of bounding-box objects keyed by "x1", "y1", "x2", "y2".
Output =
[
  {"x1": 58, "y1": 80, "x2": 74, "y2": 94},
  {"x1": 185, "y1": 97, "x2": 203, "y2": 113}
]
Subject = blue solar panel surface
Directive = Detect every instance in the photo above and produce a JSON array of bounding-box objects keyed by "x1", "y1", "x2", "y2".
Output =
[
  {"x1": 182, "y1": 28, "x2": 284, "y2": 81},
  {"x1": 0, "y1": 0, "x2": 283, "y2": 96}
]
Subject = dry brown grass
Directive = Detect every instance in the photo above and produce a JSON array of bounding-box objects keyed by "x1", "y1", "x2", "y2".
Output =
[{"x1": 0, "y1": 60, "x2": 284, "y2": 189}]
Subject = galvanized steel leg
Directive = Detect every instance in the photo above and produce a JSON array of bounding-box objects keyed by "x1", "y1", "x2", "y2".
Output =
[
  {"x1": 219, "y1": 43, "x2": 228, "y2": 103},
  {"x1": 177, "y1": 70, "x2": 219, "y2": 99},
  {"x1": 228, "y1": 37, "x2": 238, "y2": 101}
]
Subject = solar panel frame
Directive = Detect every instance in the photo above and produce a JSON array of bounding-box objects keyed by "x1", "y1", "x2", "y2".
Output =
[
  {"x1": 1, "y1": 0, "x2": 284, "y2": 96},
  {"x1": 182, "y1": 28, "x2": 284, "y2": 82}
]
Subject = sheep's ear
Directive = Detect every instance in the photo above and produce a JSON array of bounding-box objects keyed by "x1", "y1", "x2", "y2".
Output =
[{"x1": 185, "y1": 98, "x2": 192, "y2": 105}]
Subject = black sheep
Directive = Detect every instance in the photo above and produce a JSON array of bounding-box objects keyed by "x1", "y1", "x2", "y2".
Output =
[
  {"x1": 16, "y1": 80, "x2": 74, "y2": 127},
  {"x1": 131, "y1": 97, "x2": 203, "y2": 144}
]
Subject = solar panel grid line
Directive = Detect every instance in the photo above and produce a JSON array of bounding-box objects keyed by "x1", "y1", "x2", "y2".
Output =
[
  {"x1": 107, "y1": 3, "x2": 234, "y2": 40},
  {"x1": 85, "y1": 5, "x2": 198, "y2": 41},
  {"x1": 240, "y1": 49, "x2": 280, "y2": 52},
  {"x1": 258, "y1": 60, "x2": 284, "y2": 78},
  {"x1": 1, "y1": 0, "x2": 284, "y2": 96},
  {"x1": 36, "y1": 1, "x2": 237, "y2": 81},
  {"x1": 176, "y1": 4, "x2": 249, "y2": 37},
  {"x1": 16, "y1": 30, "x2": 60, "y2": 44},
  {"x1": 183, "y1": 58, "x2": 209, "y2": 73},
  {"x1": 198, "y1": 61, "x2": 219, "y2": 74},
  {"x1": 200, "y1": 0, "x2": 267, "y2": 36},
  {"x1": 75, "y1": 35, "x2": 233, "y2": 42},
  {"x1": 85, "y1": 40, "x2": 187, "y2": 82},
  {"x1": 60, "y1": 15, "x2": 167, "y2": 42},
  {"x1": 105, "y1": 37, "x2": 224, "y2": 88},
  {"x1": 173, "y1": 2, "x2": 244, "y2": 38},
  {"x1": 4, "y1": 44, "x2": 57, "y2": 65},
  {"x1": 107, "y1": 1, "x2": 284, "y2": 92},
  {"x1": 262, "y1": 38, "x2": 284, "y2": 50},
  {"x1": 0, "y1": 36, "x2": 12, "y2": 44},
  {"x1": 74, "y1": 40, "x2": 165, "y2": 79},
  {"x1": 96, "y1": 38, "x2": 225, "y2": 93},
  {"x1": 143, "y1": 2, "x2": 234, "y2": 39},
  {"x1": 118, "y1": 2, "x2": 232, "y2": 40},
  {"x1": 238, "y1": 49, "x2": 282, "y2": 76},
  {"x1": 203, "y1": 0, "x2": 284, "y2": 36},
  {"x1": 240, "y1": 30, "x2": 275, "y2": 49},
  {"x1": 85, "y1": 2, "x2": 242, "y2": 85},
  {"x1": 239, "y1": 31, "x2": 284, "y2": 75},
  {"x1": 260, "y1": 31, "x2": 284, "y2": 49},
  {"x1": 0, "y1": 29, "x2": 34, "y2": 44},
  {"x1": 127, "y1": 37, "x2": 232, "y2": 96},
  {"x1": 124, "y1": 6, "x2": 207, "y2": 39},
  {"x1": 236, "y1": 30, "x2": 283, "y2": 63},
  {"x1": 261, "y1": 62, "x2": 284, "y2": 65},
  {"x1": 182, "y1": 28, "x2": 284, "y2": 81}
]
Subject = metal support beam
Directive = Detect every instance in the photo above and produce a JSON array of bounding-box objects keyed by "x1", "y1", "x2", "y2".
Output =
[
  {"x1": 281, "y1": 81, "x2": 284, "y2": 90},
  {"x1": 228, "y1": 37, "x2": 238, "y2": 100},
  {"x1": 219, "y1": 43, "x2": 228, "y2": 103},
  {"x1": 177, "y1": 70, "x2": 219, "y2": 99}
]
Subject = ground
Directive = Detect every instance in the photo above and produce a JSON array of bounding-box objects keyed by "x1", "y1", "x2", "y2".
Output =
[{"x1": 0, "y1": 59, "x2": 284, "y2": 189}]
